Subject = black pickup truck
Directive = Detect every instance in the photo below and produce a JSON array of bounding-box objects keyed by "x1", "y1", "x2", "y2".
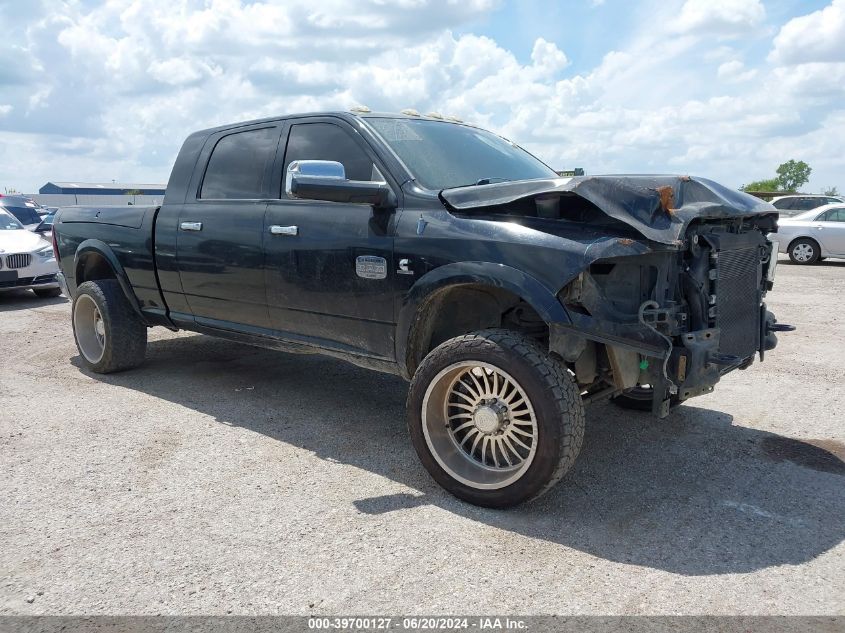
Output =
[{"x1": 54, "y1": 110, "x2": 791, "y2": 507}]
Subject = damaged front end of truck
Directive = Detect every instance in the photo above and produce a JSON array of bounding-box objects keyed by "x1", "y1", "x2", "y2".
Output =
[{"x1": 440, "y1": 175, "x2": 794, "y2": 417}]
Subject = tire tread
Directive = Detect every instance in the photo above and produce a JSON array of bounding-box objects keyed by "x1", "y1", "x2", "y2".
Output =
[
  {"x1": 407, "y1": 328, "x2": 584, "y2": 506},
  {"x1": 73, "y1": 280, "x2": 146, "y2": 373}
]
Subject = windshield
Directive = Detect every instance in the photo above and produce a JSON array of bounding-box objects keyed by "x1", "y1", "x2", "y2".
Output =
[
  {"x1": 366, "y1": 118, "x2": 557, "y2": 190},
  {"x1": 1, "y1": 204, "x2": 42, "y2": 225},
  {"x1": 0, "y1": 211, "x2": 24, "y2": 230}
]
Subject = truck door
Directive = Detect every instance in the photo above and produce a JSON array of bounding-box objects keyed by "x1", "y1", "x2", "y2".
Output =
[
  {"x1": 263, "y1": 119, "x2": 397, "y2": 359},
  {"x1": 175, "y1": 124, "x2": 281, "y2": 330}
]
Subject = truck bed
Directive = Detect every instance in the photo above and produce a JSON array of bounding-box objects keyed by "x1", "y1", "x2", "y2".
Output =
[{"x1": 57, "y1": 204, "x2": 158, "y2": 229}]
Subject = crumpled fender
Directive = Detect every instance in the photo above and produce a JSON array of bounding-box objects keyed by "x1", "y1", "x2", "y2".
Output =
[
  {"x1": 395, "y1": 261, "x2": 569, "y2": 378},
  {"x1": 440, "y1": 175, "x2": 777, "y2": 245}
]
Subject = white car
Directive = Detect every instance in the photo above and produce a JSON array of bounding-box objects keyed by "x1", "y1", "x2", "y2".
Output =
[
  {"x1": 0, "y1": 195, "x2": 45, "y2": 230},
  {"x1": 0, "y1": 209, "x2": 62, "y2": 297},
  {"x1": 769, "y1": 203, "x2": 845, "y2": 264},
  {"x1": 770, "y1": 194, "x2": 844, "y2": 216}
]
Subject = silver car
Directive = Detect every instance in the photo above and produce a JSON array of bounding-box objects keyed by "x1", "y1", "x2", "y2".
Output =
[
  {"x1": 770, "y1": 194, "x2": 843, "y2": 217},
  {"x1": 0, "y1": 209, "x2": 62, "y2": 297},
  {"x1": 769, "y1": 203, "x2": 845, "y2": 264}
]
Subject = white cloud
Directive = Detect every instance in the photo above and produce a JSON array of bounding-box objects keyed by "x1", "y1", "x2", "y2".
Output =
[
  {"x1": 717, "y1": 60, "x2": 758, "y2": 82},
  {"x1": 530, "y1": 38, "x2": 569, "y2": 77},
  {"x1": 148, "y1": 58, "x2": 220, "y2": 86},
  {"x1": 770, "y1": 61, "x2": 845, "y2": 101},
  {"x1": 769, "y1": 0, "x2": 845, "y2": 64},
  {"x1": 673, "y1": 0, "x2": 765, "y2": 36},
  {"x1": 0, "y1": 0, "x2": 843, "y2": 195}
]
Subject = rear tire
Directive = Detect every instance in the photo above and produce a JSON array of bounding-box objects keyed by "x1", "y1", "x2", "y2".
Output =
[
  {"x1": 788, "y1": 238, "x2": 820, "y2": 264},
  {"x1": 407, "y1": 329, "x2": 585, "y2": 508},
  {"x1": 72, "y1": 279, "x2": 147, "y2": 373},
  {"x1": 33, "y1": 287, "x2": 61, "y2": 298}
]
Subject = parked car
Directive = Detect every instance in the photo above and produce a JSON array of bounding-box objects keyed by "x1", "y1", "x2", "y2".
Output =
[
  {"x1": 53, "y1": 110, "x2": 791, "y2": 508},
  {"x1": 770, "y1": 194, "x2": 843, "y2": 216},
  {"x1": 33, "y1": 210, "x2": 57, "y2": 237},
  {"x1": 0, "y1": 194, "x2": 45, "y2": 229},
  {"x1": 769, "y1": 203, "x2": 845, "y2": 263},
  {"x1": 0, "y1": 209, "x2": 62, "y2": 297}
]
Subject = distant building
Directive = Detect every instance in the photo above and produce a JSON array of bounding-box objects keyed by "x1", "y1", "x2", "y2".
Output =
[{"x1": 39, "y1": 181, "x2": 166, "y2": 195}]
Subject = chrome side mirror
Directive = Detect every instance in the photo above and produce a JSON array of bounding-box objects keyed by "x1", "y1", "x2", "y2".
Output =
[
  {"x1": 285, "y1": 159, "x2": 395, "y2": 208},
  {"x1": 285, "y1": 160, "x2": 345, "y2": 196}
]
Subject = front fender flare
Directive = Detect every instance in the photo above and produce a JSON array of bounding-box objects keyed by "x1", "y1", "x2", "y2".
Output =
[
  {"x1": 74, "y1": 239, "x2": 146, "y2": 322},
  {"x1": 395, "y1": 261, "x2": 571, "y2": 378}
]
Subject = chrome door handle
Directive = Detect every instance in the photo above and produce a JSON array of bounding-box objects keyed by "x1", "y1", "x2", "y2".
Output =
[
  {"x1": 180, "y1": 222, "x2": 202, "y2": 231},
  {"x1": 270, "y1": 225, "x2": 298, "y2": 236}
]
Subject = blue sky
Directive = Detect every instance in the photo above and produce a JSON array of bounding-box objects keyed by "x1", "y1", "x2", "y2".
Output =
[
  {"x1": 1, "y1": 0, "x2": 843, "y2": 193},
  {"x1": 473, "y1": 1, "x2": 829, "y2": 72}
]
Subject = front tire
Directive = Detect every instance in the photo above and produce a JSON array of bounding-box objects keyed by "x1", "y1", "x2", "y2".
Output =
[
  {"x1": 72, "y1": 279, "x2": 147, "y2": 373},
  {"x1": 407, "y1": 329, "x2": 585, "y2": 508},
  {"x1": 788, "y1": 238, "x2": 820, "y2": 264}
]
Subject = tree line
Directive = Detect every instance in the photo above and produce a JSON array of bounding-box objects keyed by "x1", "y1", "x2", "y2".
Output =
[{"x1": 740, "y1": 159, "x2": 838, "y2": 196}]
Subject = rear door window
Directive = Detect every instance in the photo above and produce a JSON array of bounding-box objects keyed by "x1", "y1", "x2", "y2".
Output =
[
  {"x1": 200, "y1": 127, "x2": 279, "y2": 199},
  {"x1": 821, "y1": 208, "x2": 845, "y2": 222}
]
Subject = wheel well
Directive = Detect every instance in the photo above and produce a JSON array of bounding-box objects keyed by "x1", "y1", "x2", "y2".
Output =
[
  {"x1": 76, "y1": 251, "x2": 117, "y2": 285},
  {"x1": 405, "y1": 284, "x2": 547, "y2": 376},
  {"x1": 788, "y1": 235, "x2": 819, "y2": 250}
]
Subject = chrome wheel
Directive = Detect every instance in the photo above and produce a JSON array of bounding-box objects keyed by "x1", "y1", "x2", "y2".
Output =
[
  {"x1": 792, "y1": 242, "x2": 815, "y2": 263},
  {"x1": 421, "y1": 361, "x2": 538, "y2": 490},
  {"x1": 73, "y1": 294, "x2": 106, "y2": 364}
]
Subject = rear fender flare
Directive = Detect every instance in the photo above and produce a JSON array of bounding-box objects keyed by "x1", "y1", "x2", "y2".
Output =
[
  {"x1": 396, "y1": 262, "x2": 571, "y2": 378},
  {"x1": 74, "y1": 239, "x2": 146, "y2": 322}
]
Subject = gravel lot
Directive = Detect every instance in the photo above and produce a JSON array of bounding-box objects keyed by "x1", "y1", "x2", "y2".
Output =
[{"x1": 1, "y1": 256, "x2": 843, "y2": 616}]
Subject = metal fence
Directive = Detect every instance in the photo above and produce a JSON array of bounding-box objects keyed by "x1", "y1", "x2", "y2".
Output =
[{"x1": 25, "y1": 194, "x2": 164, "y2": 207}]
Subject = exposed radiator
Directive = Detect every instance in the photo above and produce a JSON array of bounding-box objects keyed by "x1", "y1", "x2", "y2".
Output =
[{"x1": 714, "y1": 246, "x2": 761, "y2": 359}]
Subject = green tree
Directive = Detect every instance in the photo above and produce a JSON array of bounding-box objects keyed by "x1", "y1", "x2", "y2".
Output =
[
  {"x1": 740, "y1": 178, "x2": 780, "y2": 192},
  {"x1": 822, "y1": 186, "x2": 840, "y2": 196},
  {"x1": 124, "y1": 189, "x2": 142, "y2": 196},
  {"x1": 775, "y1": 160, "x2": 812, "y2": 192}
]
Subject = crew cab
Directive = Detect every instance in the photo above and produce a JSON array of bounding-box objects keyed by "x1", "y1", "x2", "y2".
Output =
[{"x1": 53, "y1": 111, "x2": 791, "y2": 507}]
